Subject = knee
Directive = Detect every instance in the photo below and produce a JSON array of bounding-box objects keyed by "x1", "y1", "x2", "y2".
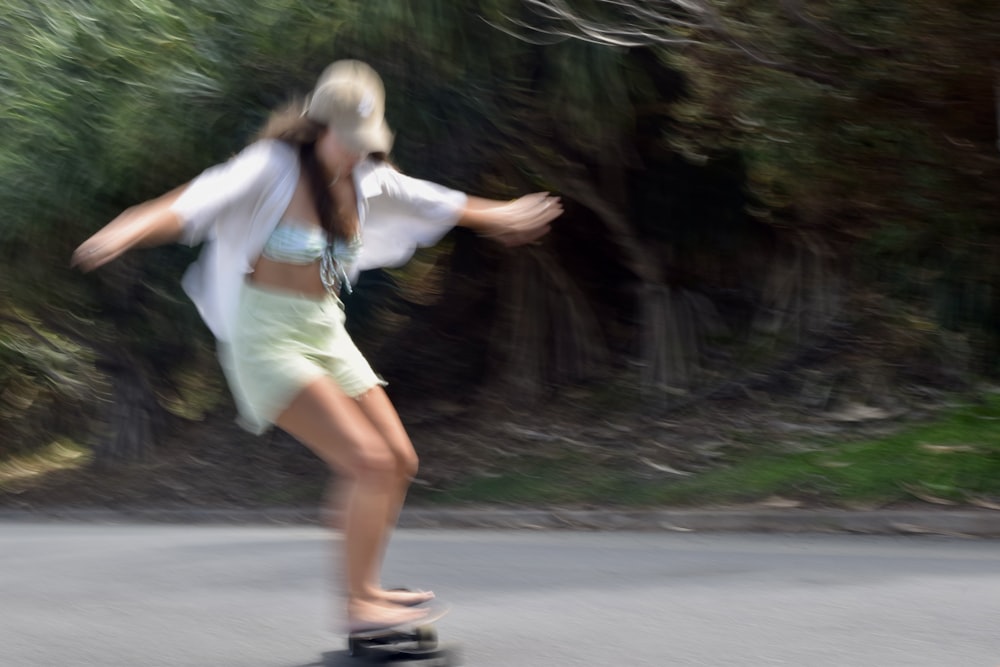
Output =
[
  {"x1": 351, "y1": 440, "x2": 397, "y2": 478},
  {"x1": 400, "y1": 451, "x2": 419, "y2": 481},
  {"x1": 352, "y1": 439, "x2": 419, "y2": 481},
  {"x1": 345, "y1": 430, "x2": 421, "y2": 483}
]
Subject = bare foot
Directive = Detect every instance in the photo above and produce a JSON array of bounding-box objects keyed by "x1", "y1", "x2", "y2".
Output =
[
  {"x1": 347, "y1": 599, "x2": 429, "y2": 633},
  {"x1": 377, "y1": 589, "x2": 435, "y2": 607}
]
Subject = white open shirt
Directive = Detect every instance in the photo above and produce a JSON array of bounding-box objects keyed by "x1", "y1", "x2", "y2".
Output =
[{"x1": 171, "y1": 139, "x2": 467, "y2": 342}]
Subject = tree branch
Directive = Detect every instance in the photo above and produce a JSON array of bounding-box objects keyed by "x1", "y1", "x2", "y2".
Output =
[
  {"x1": 515, "y1": 0, "x2": 844, "y2": 87},
  {"x1": 779, "y1": 0, "x2": 889, "y2": 56}
]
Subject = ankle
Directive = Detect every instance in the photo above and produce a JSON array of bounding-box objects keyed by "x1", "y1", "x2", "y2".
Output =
[{"x1": 347, "y1": 588, "x2": 381, "y2": 606}]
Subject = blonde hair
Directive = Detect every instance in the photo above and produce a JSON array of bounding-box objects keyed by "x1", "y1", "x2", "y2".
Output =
[{"x1": 255, "y1": 99, "x2": 323, "y2": 144}]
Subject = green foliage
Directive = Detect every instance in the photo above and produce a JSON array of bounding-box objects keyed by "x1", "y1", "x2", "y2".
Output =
[
  {"x1": 656, "y1": 394, "x2": 1000, "y2": 507},
  {"x1": 2, "y1": 0, "x2": 583, "y2": 458},
  {"x1": 0, "y1": 309, "x2": 98, "y2": 456},
  {"x1": 2, "y1": 0, "x2": 998, "y2": 473},
  {"x1": 431, "y1": 394, "x2": 1000, "y2": 508},
  {"x1": 680, "y1": 2, "x2": 999, "y2": 337},
  {"x1": 0, "y1": 0, "x2": 266, "y2": 455},
  {"x1": 540, "y1": 0, "x2": 1000, "y2": 370},
  {"x1": 0, "y1": 439, "x2": 90, "y2": 493}
]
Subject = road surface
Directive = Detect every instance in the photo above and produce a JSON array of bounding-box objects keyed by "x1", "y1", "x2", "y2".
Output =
[{"x1": 2, "y1": 523, "x2": 998, "y2": 666}]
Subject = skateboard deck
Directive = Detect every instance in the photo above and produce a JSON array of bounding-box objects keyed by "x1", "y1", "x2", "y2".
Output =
[
  {"x1": 347, "y1": 603, "x2": 456, "y2": 667},
  {"x1": 349, "y1": 603, "x2": 449, "y2": 639},
  {"x1": 347, "y1": 603, "x2": 457, "y2": 664}
]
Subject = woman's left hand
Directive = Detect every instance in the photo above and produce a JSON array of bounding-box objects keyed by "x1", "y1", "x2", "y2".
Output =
[{"x1": 461, "y1": 192, "x2": 563, "y2": 247}]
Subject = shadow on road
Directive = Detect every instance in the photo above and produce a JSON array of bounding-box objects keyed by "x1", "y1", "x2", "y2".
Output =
[
  {"x1": 289, "y1": 650, "x2": 397, "y2": 666},
  {"x1": 290, "y1": 648, "x2": 458, "y2": 666},
  {"x1": 284, "y1": 650, "x2": 339, "y2": 667}
]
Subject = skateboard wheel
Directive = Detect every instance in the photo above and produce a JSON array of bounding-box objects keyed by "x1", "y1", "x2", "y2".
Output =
[{"x1": 415, "y1": 625, "x2": 438, "y2": 650}]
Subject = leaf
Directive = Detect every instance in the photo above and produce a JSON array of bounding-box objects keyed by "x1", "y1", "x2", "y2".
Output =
[
  {"x1": 919, "y1": 443, "x2": 978, "y2": 454},
  {"x1": 901, "y1": 482, "x2": 958, "y2": 506},
  {"x1": 758, "y1": 495, "x2": 803, "y2": 508},
  {"x1": 967, "y1": 496, "x2": 1000, "y2": 512},
  {"x1": 639, "y1": 457, "x2": 692, "y2": 476}
]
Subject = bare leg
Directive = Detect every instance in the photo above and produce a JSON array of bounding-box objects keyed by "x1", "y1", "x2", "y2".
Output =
[
  {"x1": 275, "y1": 377, "x2": 427, "y2": 629},
  {"x1": 354, "y1": 387, "x2": 434, "y2": 606}
]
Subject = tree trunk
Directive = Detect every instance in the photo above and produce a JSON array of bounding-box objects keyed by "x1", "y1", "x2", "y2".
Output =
[
  {"x1": 753, "y1": 236, "x2": 841, "y2": 342},
  {"x1": 93, "y1": 350, "x2": 159, "y2": 467},
  {"x1": 537, "y1": 166, "x2": 712, "y2": 390},
  {"x1": 491, "y1": 249, "x2": 608, "y2": 399}
]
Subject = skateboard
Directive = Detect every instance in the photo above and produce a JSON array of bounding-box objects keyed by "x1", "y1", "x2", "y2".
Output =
[{"x1": 346, "y1": 603, "x2": 456, "y2": 664}]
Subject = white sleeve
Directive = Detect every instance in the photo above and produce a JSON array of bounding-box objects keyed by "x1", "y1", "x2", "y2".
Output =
[
  {"x1": 170, "y1": 140, "x2": 295, "y2": 246},
  {"x1": 355, "y1": 165, "x2": 468, "y2": 275}
]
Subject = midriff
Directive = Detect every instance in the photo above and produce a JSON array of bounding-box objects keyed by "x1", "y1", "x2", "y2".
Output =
[{"x1": 250, "y1": 256, "x2": 328, "y2": 297}]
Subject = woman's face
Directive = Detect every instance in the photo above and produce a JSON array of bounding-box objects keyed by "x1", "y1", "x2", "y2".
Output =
[{"x1": 316, "y1": 128, "x2": 363, "y2": 180}]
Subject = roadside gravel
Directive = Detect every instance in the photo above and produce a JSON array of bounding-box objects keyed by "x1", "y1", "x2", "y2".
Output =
[{"x1": 2, "y1": 505, "x2": 999, "y2": 537}]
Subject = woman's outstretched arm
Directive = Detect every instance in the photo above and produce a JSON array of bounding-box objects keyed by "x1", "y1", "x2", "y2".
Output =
[
  {"x1": 71, "y1": 186, "x2": 187, "y2": 272},
  {"x1": 458, "y1": 193, "x2": 562, "y2": 247}
]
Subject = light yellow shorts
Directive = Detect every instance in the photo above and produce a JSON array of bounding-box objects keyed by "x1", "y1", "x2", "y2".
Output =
[{"x1": 220, "y1": 282, "x2": 386, "y2": 434}]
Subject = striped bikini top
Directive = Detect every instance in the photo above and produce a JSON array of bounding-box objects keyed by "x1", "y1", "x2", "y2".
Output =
[{"x1": 260, "y1": 219, "x2": 362, "y2": 294}]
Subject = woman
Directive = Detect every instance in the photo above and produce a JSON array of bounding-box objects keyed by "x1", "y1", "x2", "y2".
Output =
[{"x1": 72, "y1": 60, "x2": 561, "y2": 632}]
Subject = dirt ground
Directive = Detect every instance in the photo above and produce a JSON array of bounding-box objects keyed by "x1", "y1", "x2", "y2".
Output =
[{"x1": 0, "y1": 369, "x2": 942, "y2": 512}]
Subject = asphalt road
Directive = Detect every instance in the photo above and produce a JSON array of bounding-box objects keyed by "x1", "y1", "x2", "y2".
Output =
[{"x1": 2, "y1": 523, "x2": 998, "y2": 666}]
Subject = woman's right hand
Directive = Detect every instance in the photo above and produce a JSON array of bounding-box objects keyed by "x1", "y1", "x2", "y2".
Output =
[
  {"x1": 71, "y1": 208, "x2": 141, "y2": 272},
  {"x1": 71, "y1": 188, "x2": 187, "y2": 272}
]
